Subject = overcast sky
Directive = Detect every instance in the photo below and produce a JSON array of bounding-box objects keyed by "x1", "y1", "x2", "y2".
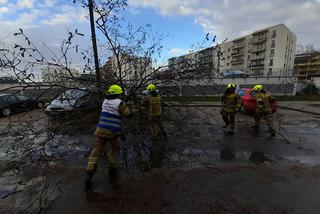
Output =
[{"x1": 0, "y1": 0, "x2": 320, "y2": 70}]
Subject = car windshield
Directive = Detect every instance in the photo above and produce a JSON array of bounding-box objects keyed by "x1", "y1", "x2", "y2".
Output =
[
  {"x1": 250, "y1": 91, "x2": 257, "y2": 97},
  {"x1": 237, "y1": 90, "x2": 246, "y2": 97},
  {"x1": 58, "y1": 89, "x2": 87, "y2": 100},
  {"x1": 0, "y1": 96, "x2": 7, "y2": 102},
  {"x1": 16, "y1": 95, "x2": 29, "y2": 100}
]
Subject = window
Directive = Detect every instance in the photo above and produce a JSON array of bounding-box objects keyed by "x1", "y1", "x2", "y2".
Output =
[
  {"x1": 272, "y1": 30, "x2": 276, "y2": 39},
  {"x1": 270, "y1": 49, "x2": 275, "y2": 57},
  {"x1": 16, "y1": 95, "x2": 29, "y2": 101},
  {"x1": 269, "y1": 59, "x2": 273, "y2": 66},
  {"x1": 271, "y1": 40, "x2": 275, "y2": 48},
  {"x1": 227, "y1": 56, "x2": 230, "y2": 59},
  {"x1": 228, "y1": 48, "x2": 231, "y2": 52},
  {"x1": 8, "y1": 96, "x2": 18, "y2": 103},
  {"x1": 268, "y1": 68, "x2": 273, "y2": 75},
  {"x1": 237, "y1": 90, "x2": 246, "y2": 97},
  {"x1": 227, "y1": 63, "x2": 230, "y2": 66},
  {"x1": 250, "y1": 91, "x2": 257, "y2": 97}
]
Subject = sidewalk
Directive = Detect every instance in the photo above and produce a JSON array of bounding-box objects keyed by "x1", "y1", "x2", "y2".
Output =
[
  {"x1": 167, "y1": 101, "x2": 320, "y2": 115},
  {"x1": 278, "y1": 101, "x2": 320, "y2": 114}
]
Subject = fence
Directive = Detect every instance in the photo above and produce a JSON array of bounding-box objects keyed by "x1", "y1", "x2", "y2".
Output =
[{"x1": 158, "y1": 76, "x2": 298, "y2": 96}]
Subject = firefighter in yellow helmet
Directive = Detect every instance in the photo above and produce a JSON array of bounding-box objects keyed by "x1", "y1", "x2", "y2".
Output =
[
  {"x1": 144, "y1": 84, "x2": 165, "y2": 167},
  {"x1": 144, "y1": 84, "x2": 164, "y2": 139},
  {"x1": 221, "y1": 83, "x2": 241, "y2": 133},
  {"x1": 252, "y1": 84, "x2": 276, "y2": 137},
  {"x1": 85, "y1": 84, "x2": 133, "y2": 188}
]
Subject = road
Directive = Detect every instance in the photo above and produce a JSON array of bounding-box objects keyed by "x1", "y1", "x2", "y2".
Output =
[{"x1": 0, "y1": 103, "x2": 320, "y2": 213}]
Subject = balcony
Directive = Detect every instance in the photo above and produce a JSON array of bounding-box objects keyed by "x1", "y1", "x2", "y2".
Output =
[
  {"x1": 232, "y1": 43, "x2": 244, "y2": 49},
  {"x1": 231, "y1": 51, "x2": 244, "y2": 56},
  {"x1": 252, "y1": 36, "x2": 267, "y2": 44},
  {"x1": 251, "y1": 63, "x2": 265, "y2": 69},
  {"x1": 251, "y1": 53, "x2": 265, "y2": 60},
  {"x1": 231, "y1": 60, "x2": 244, "y2": 65},
  {"x1": 251, "y1": 45, "x2": 266, "y2": 53}
]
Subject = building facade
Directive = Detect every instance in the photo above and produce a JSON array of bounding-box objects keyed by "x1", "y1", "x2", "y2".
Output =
[
  {"x1": 168, "y1": 46, "x2": 220, "y2": 79},
  {"x1": 220, "y1": 24, "x2": 297, "y2": 76},
  {"x1": 41, "y1": 66, "x2": 79, "y2": 83},
  {"x1": 104, "y1": 54, "x2": 153, "y2": 82},
  {"x1": 294, "y1": 52, "x2": 320, "y2": 80},
  {"x1": 168, "y1": 24, "x2": 296, "y2": 78}
]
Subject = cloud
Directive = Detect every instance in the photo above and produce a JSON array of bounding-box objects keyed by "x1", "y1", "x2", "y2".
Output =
[
  {"x1": 129, "y1": 0, "x2": 320, "y2": 47},
  {"x1": 0, "y1": 1, "x2": 90, "y2": 75},
  {"x1": 0, "y1": 0, "x2": 8, "y2": 4},
  {"x1": 44, "y1": 0, "x2": 56, "y2": 8},
  {"x1": 0, "y1": 6, "x2": 9, "y2": 13},
  {"x1": 42, "y1": 5, "x2": 87, "y2": 25},
  {"x1": 17, "y1": 0, "x2": 35, "y2": 8}
]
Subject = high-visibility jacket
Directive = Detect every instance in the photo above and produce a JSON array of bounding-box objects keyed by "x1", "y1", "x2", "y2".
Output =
[
  {"x1": 97, "y1": 99, "x2": 123, "y2": 134},
  {"x1": 223, "y1": 93, "x2": 241, "y2": 113},
  {"x1": 255, "y1": 92, "x2": 273, "y2": 114},
  {"x1": 144, "y1": 95, "x2": 162, "y2": 118}
]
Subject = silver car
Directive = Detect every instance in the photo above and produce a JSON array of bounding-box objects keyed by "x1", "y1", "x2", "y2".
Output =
[{"x1": 45, "y1": 88, "x2": 98, "y2": 115}]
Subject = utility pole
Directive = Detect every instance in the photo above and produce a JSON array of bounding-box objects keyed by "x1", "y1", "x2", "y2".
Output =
[{"x1": 88, "y1": 0, "x2": 101, "y2": 92}]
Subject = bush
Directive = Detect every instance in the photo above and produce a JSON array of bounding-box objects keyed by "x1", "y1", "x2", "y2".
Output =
[{"x1": 303, "y1": 83, "x2": 320, "y2": 95}]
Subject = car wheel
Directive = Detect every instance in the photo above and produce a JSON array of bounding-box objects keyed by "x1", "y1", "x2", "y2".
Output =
[
  {"x1": 2, "y1": 108, "x2": 11, "y2": 117},
  {"x1": 37, "y1": 102, "x2": 44, "y2": 109},
  {"x1": 240, "y1": 105, "x2": 246, "y2": 114}
]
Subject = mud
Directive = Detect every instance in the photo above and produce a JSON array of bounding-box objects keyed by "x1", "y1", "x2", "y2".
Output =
[
  {"x1": 47, "y1": 164, "x2": 320, "y2": 214},
  {"x1": 1, "y1": 103, "x2": 320, "y2": 213}
]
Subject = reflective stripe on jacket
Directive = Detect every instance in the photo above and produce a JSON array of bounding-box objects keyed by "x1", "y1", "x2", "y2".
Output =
[{"x1": 97, "y1": 99, "x2": 123, "y2": 134}]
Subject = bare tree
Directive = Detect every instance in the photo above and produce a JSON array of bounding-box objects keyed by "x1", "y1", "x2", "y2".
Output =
[
  {"x1": 296, "y1": 43, "x2": 319, "y2": 54},
  {"x1": 0, "y1": 1, "x2": 297, "y2": 213}
]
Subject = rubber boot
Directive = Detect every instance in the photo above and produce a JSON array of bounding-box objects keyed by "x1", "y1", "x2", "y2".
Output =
[
  {"x1": 229, "y1": 123, "x2": 235, "y2": 134},
  {"x1": 270, "y1": 130, "x2": 276, "y2": 137},
  {"x1": 85, "y1": 173, "x2": 93, "y2": 190},
  {"x1": 109, "y1": 167, "x2": 122, "y2": 192},
  {"x1": 109, "y1": 167, "x2": 120, "y2": 184}
]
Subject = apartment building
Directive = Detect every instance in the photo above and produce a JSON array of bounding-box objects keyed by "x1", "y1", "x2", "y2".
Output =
[
  {"x1": 294, "y1": 52, "x2": 320, "y2": 80},
  {"x1": 41, "y1": 66, "x2": 79, "y2": 82},
  {"x1": 104, "y1": 54, "x2": 153, "y2": 81},
  {"x1": 220, "y1": 24, "x2": 297, "y2": 76},
  {"x1": 168, "y1": 46, "x2": 219, "y2": 79},
  {"x1": 168, "y1": 24, "x2": 296, "y2": 78}
]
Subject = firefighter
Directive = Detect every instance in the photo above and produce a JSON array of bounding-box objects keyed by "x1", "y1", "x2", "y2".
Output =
[
  {"x1": 252, "y1": 84, "x2": 276, "y2": 137},
  {"x1": 144, "y1": 84, "x2": 164, "y2": 140},
  {"x1": 144, "y1": 84, "x2": 165, "y2": 167},
  {"x1": 85, "y1": 84, "x2": 132, "y2": 188},
  {"x1": 221, "y1": 83, "x2": 241, "y2": 133}
]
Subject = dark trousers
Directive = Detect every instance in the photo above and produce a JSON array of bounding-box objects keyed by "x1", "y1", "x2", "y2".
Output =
[{"x1": 222, "y1": 111, "x2": 235, "y2": 129}]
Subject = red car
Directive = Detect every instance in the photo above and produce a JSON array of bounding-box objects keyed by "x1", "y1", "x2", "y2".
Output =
[{"x1": 236, "y1": 88, "x2": 277, "y2": 114}]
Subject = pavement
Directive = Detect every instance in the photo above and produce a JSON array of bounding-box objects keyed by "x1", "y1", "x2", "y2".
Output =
[{"x1": 0, "y1": 102, "x2": 320, "y2": 213}]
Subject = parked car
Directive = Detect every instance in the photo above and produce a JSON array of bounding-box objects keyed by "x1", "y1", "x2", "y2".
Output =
[
  {"x1": 236, "y1": 88, "x2": 277, "y2": 114},
  {"x1": 0, "y1": 94, "x2": 41, "y2": 117},
  {"x1": 224, "y1": 70, "x2": 250, "y2": 78},
  {"x1": 45, "y1": 88, "x2": 99, "y2": 116}
]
